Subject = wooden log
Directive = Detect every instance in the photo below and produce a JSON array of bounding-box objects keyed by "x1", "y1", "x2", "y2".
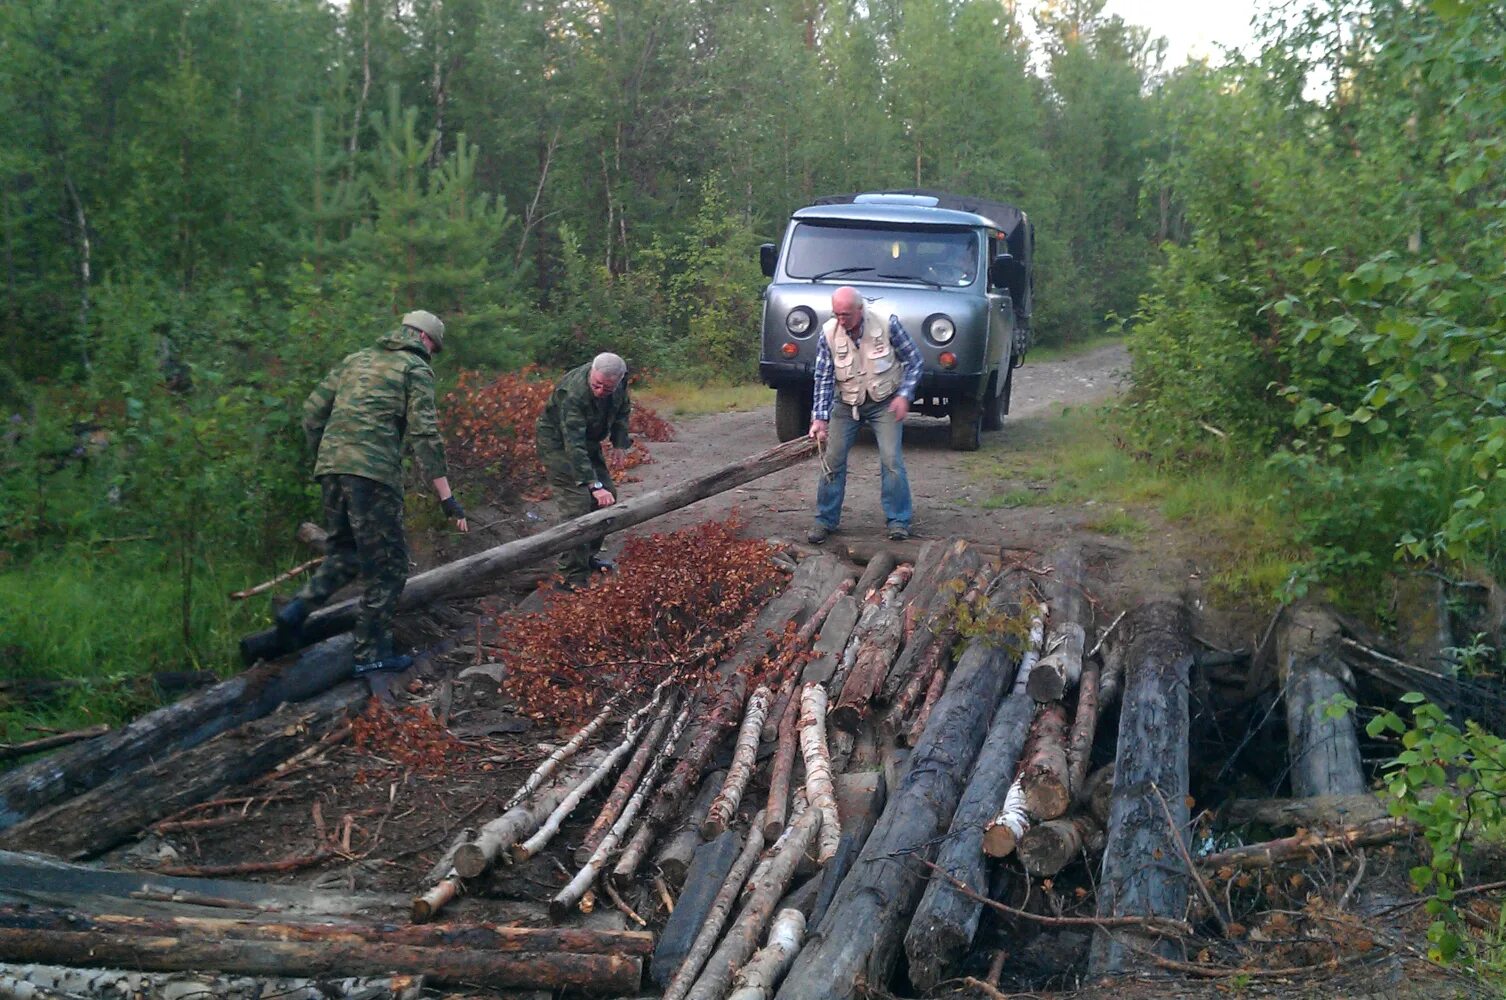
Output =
[
  {"x1": 651, "y1": 827, "x2": 748, "y2": 988},
  {"x1": 798, "y1": 684, "x2": 841, "y2": 863},
  {"x1": 502, "y1": 692, "x2": 629, "y2": 816},
  {"x1": 0, "y1": 964, "x2": 421, "y2": 1000},
  {"x1": 903, "y1": 577, "x2": 1036, "y2": 991},
  {"x1": 552, "y1": 706, "x2": 692, "y2": 921},
  {"x1": 660, "y1": 815, "x2": 767, "y2": 1000},
  {"x1": 980, "y1": 779, "x2": 1028, "y2": 858},
  {"x1": 1080, "y1": 763, "x2": 1116, "y2": 827},
  {"x1": 578, "y1": 694, "x2": 680, "y2": 863},
  {"x1": 240, "y1": 437, "x2": 820, "y2": 662},
  {"x1": 774, "y1": 574, "x2": 1021, "y2": 1000},
  {"x1": 685, "y1": 807, "x2": 822, "y2": 1000},
  {"x1": 1019, "y1": 702, "x2": 1072, "y2": 821},
  {"x1": 0, "y1": 636, "x2": 356, "y2": 832},
  {"x1": 0, "y1": 903, "x2": 653, "y2": 954},
  {"x1": 799, "y1": 596, "x2": 860, "y2": 686},
  {"x1": 1088, "y1": 600, "x2": 1194, "y2": 977},
  {"x1": 411, "y1": 876, "x2": 462, "y2": 924},
  {"x1": 1195, "y1": 816, "x2": 1415, "y2": 872},
  {"x1": 1221, "y1": 793, "x2": 1386, "y2": 829},
  {"x1": 450, "y1": 749, "x2": 609, "y2": 879},
  {"x1": 0, "y1": 928, "x2": 640, "y2": 994},
  {"x1": 728, "y1": 908, "x2": 806, "y2": 1000},
  {"x1": 1017, "y1": 814, "x2": 1104, "y2": 877},
  {"x1": 806, "y1": 770, "x2": 885, "y2": 935},
  {"x1": 852, "y1": 551, "x2": 898, "y2": 604},
  {"x1": 1026, "y1": 546, "x2": 1088, "y2": 703},
  {"x1": 905, "y1": 661, "x2": 949, "y2": 747},
  {"x1": 655, "y1": 770, "x2": 726, "y2": 886},
  {"x1": 0, "y1": 681, "x2": 368, "y2": 860},
  {"x1": 878, "y1": 542, "x2": 985, "y2": 705},
  {"x1": 703, "y1": 687, "x2": 772, "y2": 840},
  {"x1": 1279, "y1": 606, "x2": 1367, "y2": 797},
  {"x1": 838, "y1": 537, "x2": 1002, "y2": 568},
  {"x1": 1066, "y1": 657, "x2": 1103, "y2": 795},
  {"x1": 763, "y1": 579, "x2": 857, "y2": 742},
  {"x1": 830, "y1": 567, "x2": 914, "y2": 732},
  {"x1": 764, "y1": 695, "x2": 801, "y2": 840}
]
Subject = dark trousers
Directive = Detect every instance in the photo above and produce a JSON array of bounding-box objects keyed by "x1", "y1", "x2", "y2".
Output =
[
  {"x1": 538, "y1": 448, "x2": 613, "y2": 582},
  {"x1": 298, "y1": 474, "x2": 408, "y2": 662}
]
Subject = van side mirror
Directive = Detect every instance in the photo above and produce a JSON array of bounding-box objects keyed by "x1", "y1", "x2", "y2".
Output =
[
  {"x1": 991, "y1": 253, "x2": 1025, "y2": 296},
  {"x1": 760, "y1": 243, "x2": 778, "y2": 278}
]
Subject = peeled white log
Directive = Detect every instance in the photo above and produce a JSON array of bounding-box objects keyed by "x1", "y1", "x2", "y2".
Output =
[
  {"x1": 661, "y1": 813, "x2": 768, "y2": 1000},
  {"x1": 703, "y1": 686, "x2": 772, "y2": 840},
  {"x1": 514, "y1": 713, "x2": 649, "y2": 861},
  {"x1": 501, "y1": 693, "x2": 627, "y2": 814},
  {"x1": 728, "y1": 908, "x2": 806, "y2": 1000},
  {"x1": 551, "y1": 706, "x2": 691, "y2": 921},
  {"x1": 982, "y1": 778, "x2": 1029, "y2": 857},
  {"x1": 579, "y1": 693, "x2": 680, "y2": 863},
  {"x1": 798, "y1": 684, "x2": 841, "y2": 863}
]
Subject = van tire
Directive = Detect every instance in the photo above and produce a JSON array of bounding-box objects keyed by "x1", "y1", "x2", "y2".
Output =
[
  {"x1": 982, "y1": 372, "x2": 1006, "y2": 432},
  {"x1": 775, "y1": 387, "x2": 811, "y2": 442},
  {"x1": 949, "y1": 394, "x2": 982, "y2": 451}
]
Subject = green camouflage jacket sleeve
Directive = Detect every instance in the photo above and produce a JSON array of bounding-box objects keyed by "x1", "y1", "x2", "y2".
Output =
[
  {"x1": 557, "y1": 382, "x2": 600, "y2": 485},
  {"x1": 610, "y1": 385, "x2": 632, "y2": 451},
  {"x1": 302, "y1": 364, "x2": 341, "y2": 460},
  {"x1": 404, "y1": 360, "x2": 449, "y2": 482}
]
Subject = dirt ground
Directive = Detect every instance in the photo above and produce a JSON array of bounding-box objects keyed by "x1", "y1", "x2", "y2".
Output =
[{"x1": 102, "y1": 346, "x2": 1496, "y2": 999}]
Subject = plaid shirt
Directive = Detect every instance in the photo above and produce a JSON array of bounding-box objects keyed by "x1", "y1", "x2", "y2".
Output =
[{"x1": 811, "y1": 313, "x2": 923, "y2": 422}]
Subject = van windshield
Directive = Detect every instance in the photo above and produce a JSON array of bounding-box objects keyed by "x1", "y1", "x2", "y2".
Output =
[{"x1": 785, "y1": 222, "x2": 978, "y2": 286}]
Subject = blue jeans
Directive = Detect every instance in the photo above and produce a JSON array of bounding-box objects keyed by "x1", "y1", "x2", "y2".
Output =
[{"x1": 814, "y1": 398, "x2": 912, "y2": 531}]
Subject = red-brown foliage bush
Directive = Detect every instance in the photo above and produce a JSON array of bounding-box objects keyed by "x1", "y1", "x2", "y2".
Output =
[
  {"x1": 440, "y1": 368, "x2": 674, "y2": 501},
  {"x1": 496, "y1": 517, "x2": 783, "y2": 727}
]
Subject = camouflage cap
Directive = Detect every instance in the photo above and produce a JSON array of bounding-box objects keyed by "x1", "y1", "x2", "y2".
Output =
[{"x1": 401, "y1": 310, "x2": 445, "y2": 352}]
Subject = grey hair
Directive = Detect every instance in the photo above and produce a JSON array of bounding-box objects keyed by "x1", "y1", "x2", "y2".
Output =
[{"x1": 591, "y1": 352, "x2": 627, "y2": 383}]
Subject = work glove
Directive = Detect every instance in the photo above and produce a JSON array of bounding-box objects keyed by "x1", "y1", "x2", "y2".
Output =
[{"x1": 441, "y1": 496, "x2": 466, "y2": 521}]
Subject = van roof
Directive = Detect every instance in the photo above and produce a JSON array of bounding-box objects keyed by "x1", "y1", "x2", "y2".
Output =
[{"x1": 805, "y1": 190, "x2": 1026, "y2": 235}]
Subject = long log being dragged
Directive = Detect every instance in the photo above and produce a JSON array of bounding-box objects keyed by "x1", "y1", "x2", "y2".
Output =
[
  {"x1": 903, "y1": 577, "x2": 1036, "y2": 991},
  {"x1": 0, "y1": 680, "x2": 368, "y2": 860},
  {"x1": 0, "y1": 635, "x2": 356, "y2": 833},
  {"x1": 0, "y1": 929, "x2": 641, "y2": 994},
  {"x1": 775, "y1": 572, "x2": 1020, "y2": 1000},
  {"x1": 0, "y1": 964, "x2": 422, "y2": 1000},
  {"x1": 241, "y1": 437, "x2": 820, "y2": 662},
  {"x1": 1088, "y1": 600, "x2": 1194, "y2": 977},
  {"x1": 552, "y1": 706, "x2": 692, "y2": 922}
]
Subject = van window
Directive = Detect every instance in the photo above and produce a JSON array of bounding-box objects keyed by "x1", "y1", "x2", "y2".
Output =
[{"x1": 785, "y1": 222, "x2": 977, "y2": 286}]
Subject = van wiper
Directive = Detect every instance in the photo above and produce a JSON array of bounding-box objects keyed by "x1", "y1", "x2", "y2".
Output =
[
  {"x1": 810, "y1": 266, "x2": 874, "y2": 281},
  {"x1": 877, "y1": 272, "x2": 943, "y2": 288}
]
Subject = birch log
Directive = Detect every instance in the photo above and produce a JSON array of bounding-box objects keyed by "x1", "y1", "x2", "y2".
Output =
[
  {"x1": 577, "y1": 693, "x2": 679, "y2": 863},
  {"x1": 513, "y1": 714, "x2": 651, "y2": 862},
  {"x1": 798, "y1": 684, "x2": 841, "y2": 863},
  {"x1": 728, "y1": 908, "x2": 806, "y2": 1000},
  {"x1": 660, "y1": 815, "x2": 768, "y2": 1000},
  {"x1": 703, "y1": 686, "x2": 772, "y2": 839}
]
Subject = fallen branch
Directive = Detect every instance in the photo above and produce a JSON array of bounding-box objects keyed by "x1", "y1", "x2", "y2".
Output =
[
  {"x1": 501, "y1": 693, "x2": 626, "y2": 815},
  {"x1": 152, "y1": 851, "x2": 336, "y2": 878},
  {"x1": 0, "y1": 724, "x2": 110, "y2": 761},
  {"x1": 229, "y1": 557, "x2": 324, "y2": 600},
  {"x1": 1197, "y1": 816, "x2": 1417, "y2": 873}
]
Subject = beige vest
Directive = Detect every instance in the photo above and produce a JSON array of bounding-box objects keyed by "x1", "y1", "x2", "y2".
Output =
[{"x1": 824, "y1": 308, "x2": 901, "y2": 407}]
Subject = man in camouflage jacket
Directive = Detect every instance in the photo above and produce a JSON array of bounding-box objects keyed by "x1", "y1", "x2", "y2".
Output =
[
  {"x1": 275, "y1": 310, "x2": 468, "y2": 675},
  {"x1": 535, "y1": 352, "x2": 632, "y2": 587}
]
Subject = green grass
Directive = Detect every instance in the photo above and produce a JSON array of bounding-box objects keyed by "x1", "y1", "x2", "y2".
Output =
[
  {"x1": 0, "y1": 544, "x2": 273, "y2": 740},
  {"x1": 967, "y1": 404, "x2": 1303, "y2": 606},
  {"x1": 635, "y1": 379, "x2": 772, "y2": 418}
]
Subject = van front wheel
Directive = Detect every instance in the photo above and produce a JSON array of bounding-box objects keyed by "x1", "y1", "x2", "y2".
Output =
[
  {"x1": 775, "y1": 387, "x2": 811, "y2": 442},
  {"x1": 949, "y1": 394, "x2": 982, "y2": 451}
]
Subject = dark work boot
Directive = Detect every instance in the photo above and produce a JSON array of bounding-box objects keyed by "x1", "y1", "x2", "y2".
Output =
[
  {"x1": 274, "y1": 597, "x2": 311, "y2": 643},
  {"x1": 589, "y1": 556, "x2": 616, "y2": 573},
  {"x1": 353, "y1": 652, "x2": 414, "y2": 677}
]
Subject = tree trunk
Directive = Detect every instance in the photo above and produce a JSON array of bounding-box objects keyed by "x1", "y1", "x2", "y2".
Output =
[
  {"x1": 240, "y1": 438, "x2": 819, "y2": 662},
  {"x1": 703, "y1": 687, "x2": 772, "y2": 839},
  {"x1": 654, "y1": 770, "x2": 725, "y2": 887},
  {"x1": 1067, "y1": 658, "x2": 1103, "y2": 794},
  {"x1": 774, "y1": 571, "x2": 1022, "y2": 1000},
  {"x1": 764, "y1": 695, "x2": 801, "y2": 840},
  {"x1": 649, "y1": 830, "x2": 744, "y2": 985},
  {"x1": 903, "y1": 587, "x2": 1036, "y2": 991},
  {"x1": 879, "y1": 542, "x2": 985, "y2": 704},
  {"x1": 0, "y1": 928, "x2": 639, "y2": 994},
  {"x1": 728, "y1": 908, "x2": 805, "y2": 1000},
  {"x1": 578, "y1": 695, "x2": 679, "y2": 863},
  {"x1": 1279, "y1": 606, "x2": 1367, "y2": 797},
  {"x1": 799, "y1": 595, "x2": 860, "y2": 685},
  {"x1": 0, "y1": 636, "x2": 356, "y2": 832},
  {"x1": 852, "y1": 551, "x2": 897, "y2": 604},
  {"x1": 830, "y1": 567, "x2": 914, "y2": 732},
  {"x1": 1089, "y1": 600, "x2": 1194, "y2": 976},
  {"x1": 0, "y1": 681, "x2": 367, "y2": 860},
  {"x1": 1026, "y1": 546, "x2": 1088, "y2": 703},
  {"x1": 798, "y1": 684, "x2": 841, "y2": 863},
  {"x1": 1020, "y1": 702, "x2": 1073, "y2": 822},
  {"x1": 1017, "y1": 814, "x2": 1104, "y2": 877}
]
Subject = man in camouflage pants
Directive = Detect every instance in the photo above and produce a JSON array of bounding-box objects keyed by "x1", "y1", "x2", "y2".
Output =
[
  {"x1": 535, "y1": 353, "x2": 632, "y2": 588},
  {"x1": 275, "y1": 310, "x2": 469, "y2": 675}
]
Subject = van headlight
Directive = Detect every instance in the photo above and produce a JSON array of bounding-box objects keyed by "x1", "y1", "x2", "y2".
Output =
[
  {"x1": 925, "y1": 315, "x2": 956, "y2": 345},
  {"x1": 786, "y1": 307, "x2": 816, "y2": 337}
]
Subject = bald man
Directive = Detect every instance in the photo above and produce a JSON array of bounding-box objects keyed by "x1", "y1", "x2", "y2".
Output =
[{"x1": 806, "y1": 286, "x2": 923, "y2": 543}]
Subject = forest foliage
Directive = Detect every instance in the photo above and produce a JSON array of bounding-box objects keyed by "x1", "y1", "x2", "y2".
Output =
[{"x1": 2, "y1": 0, "x2": 1502, "y2": 684}]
